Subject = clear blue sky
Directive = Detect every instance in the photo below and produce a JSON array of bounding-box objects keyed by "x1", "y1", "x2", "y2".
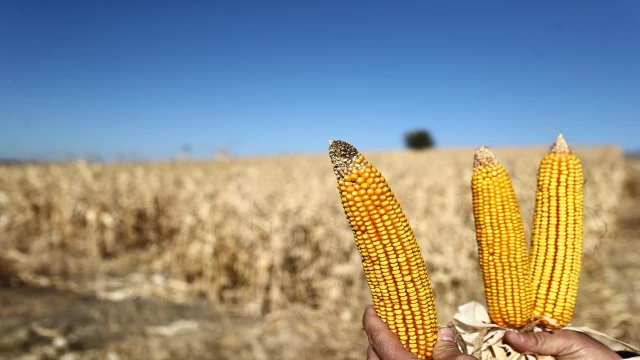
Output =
[{"x1": 1, "y1": 1, "x2": 639, "y2": 161}]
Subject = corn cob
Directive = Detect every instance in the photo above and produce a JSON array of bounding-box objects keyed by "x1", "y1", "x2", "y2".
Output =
[
  {"x1": 329, "y1": 140, "x2": 438, "y2": 360},
  {"x1": 530, "y1": 134, "x2": 584, "y2": 328},
  {"x1": 471, "y1": 146, "x2": 533, "y2": 328}
]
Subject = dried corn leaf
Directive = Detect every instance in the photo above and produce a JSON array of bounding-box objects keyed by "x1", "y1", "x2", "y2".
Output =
[{"x1": 450, "y1": 300, "x2": 640, "y2": 360}]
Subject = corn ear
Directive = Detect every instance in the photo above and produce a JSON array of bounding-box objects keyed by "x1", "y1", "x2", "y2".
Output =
[
  {"x1": 329, "y1": 140, "x2": 438, "y2": 360},
  {"x1": 471, "y1": 146, "x2": 533, "y2": 328},
  {"x1": 530, "y1": 134, "x2": 584, "y2": 328}
]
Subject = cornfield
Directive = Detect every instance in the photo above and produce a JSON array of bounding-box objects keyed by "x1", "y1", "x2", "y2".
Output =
[{"x1": 0, "y1": 144, "x2": 638, "y2": 360}]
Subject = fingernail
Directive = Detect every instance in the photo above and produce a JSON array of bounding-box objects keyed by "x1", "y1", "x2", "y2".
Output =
[
  {"x1": 438, "y1": 328, "x2": 455, "y2": 342},
  {"x1": 365, "y1": 305, "x2": 373, "y2": 311}
]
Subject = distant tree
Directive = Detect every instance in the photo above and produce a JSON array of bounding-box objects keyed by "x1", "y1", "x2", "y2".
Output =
[
  {"x1": 114, "y1": 153, "x2": 127, "y2": 163},
  {"x1": 179, "y1": 143, "x2": 192, "y2": 161},
  {"x1": 85, "y1": 153, "x2": 105, "y2": 163},
  {"x1": 404, "y1": 129, "x2": 436, "y2": 150},
  {"x1": 214, "y1": 140, "x2": 238, "y2": 161}
]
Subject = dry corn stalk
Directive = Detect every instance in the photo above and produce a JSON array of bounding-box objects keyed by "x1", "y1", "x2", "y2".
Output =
[{"x1": 329, "y1": 140, "x2": 438, "y2": 360}]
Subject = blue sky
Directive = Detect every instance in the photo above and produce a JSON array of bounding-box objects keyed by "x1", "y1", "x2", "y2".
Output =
[{"x1": 1, "y1": 1, "x2": 639, "y2": 161}]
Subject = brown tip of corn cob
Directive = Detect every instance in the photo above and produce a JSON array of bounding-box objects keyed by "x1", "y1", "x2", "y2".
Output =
[
  {"x1": 328, "y1": 140, "x2": 365, "y2": 181},
  {"x1": 551, "y1": 133, "x2": 571, "y2": 154},
  {"x1": 473, "y1": 146, "x2": 498, "y2": 169}
]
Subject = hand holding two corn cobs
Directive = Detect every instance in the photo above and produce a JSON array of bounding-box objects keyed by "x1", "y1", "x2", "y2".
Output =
[
  {"x1": 329, "y1": 136, "x2": 639, "y2": 360},
  {"x1": 362, "y1": 304, "x2": 630, "y2": 359}
]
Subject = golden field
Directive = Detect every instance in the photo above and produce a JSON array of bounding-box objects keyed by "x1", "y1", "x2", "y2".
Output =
[{"x1": 0, "y1": 143, "x2": 638, "y2": 360}]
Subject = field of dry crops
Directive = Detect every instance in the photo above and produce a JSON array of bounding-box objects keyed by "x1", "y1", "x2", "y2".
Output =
[{"x1": 0, "y1": 144, "x2": 638, "y2": 360}]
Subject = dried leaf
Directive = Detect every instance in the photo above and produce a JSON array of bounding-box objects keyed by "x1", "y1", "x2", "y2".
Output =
[
  {"x1": 471, "y1": 328, "x2": 489, "y2": 357},
  {"x1": 448, "y1": 322, "x2": 469, "y2": 355},
  {"x1": 492, "y1": 344, "x2": 507, "y2": 360},
  {"x1": 449, "y1": 300, "x2": 640, "y2": 360},
  {"x1": 461, "y1": 331, "x2": 481, "y2": 344},
  {"x1": 483, "y1": 329, "x2": 507, "y2": 349},
  {"x1": 455, "y1": 301, "x2": 495, "y2": 328}
]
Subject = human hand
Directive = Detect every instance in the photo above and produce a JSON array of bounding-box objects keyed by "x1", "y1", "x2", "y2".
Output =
[
  {"x1": 362, "y1": 305, "x2": 417, "y2": 360},
  {"x1": 432, "y1": 327, "x2": 627, "y2": 360},
  {"x1": 503, "y1": 329, "x2": 623, "y2": 360},
  {"x1": 363, "y1": 304, "x2": 627, "y2": 360},
  {"x1": 362, "y1": 305, "x2": 475, "y2": 360}
]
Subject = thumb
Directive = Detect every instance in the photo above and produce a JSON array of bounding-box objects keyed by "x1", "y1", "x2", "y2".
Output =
[
  {"x1": 432, "y1": 328, "x2": 474, "y2": 360},
  {"x1": 504, "y1": 330, "x2": 576, "y2": 356}
]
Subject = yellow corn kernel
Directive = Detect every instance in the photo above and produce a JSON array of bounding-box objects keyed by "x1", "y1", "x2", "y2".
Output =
[
  {"x1": 530, "y1": 134, "x2": 584, "y2": 328},
  {"x1": 471, "y1": 146, "x2": 532, "y2": 328},
  {"x1": 329, "y1": 140, "x2": 438, "y2": 360}
]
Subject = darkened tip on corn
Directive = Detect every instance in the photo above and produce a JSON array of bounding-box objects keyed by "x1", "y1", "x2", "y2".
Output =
[{"x1": 328, "y1": 140, "x2": 438, "y2": 360}]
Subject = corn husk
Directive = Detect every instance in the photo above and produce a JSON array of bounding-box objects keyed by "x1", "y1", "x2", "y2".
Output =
[{"x1": 448, "y1": 300, "x2": 640, "y2": 360}]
